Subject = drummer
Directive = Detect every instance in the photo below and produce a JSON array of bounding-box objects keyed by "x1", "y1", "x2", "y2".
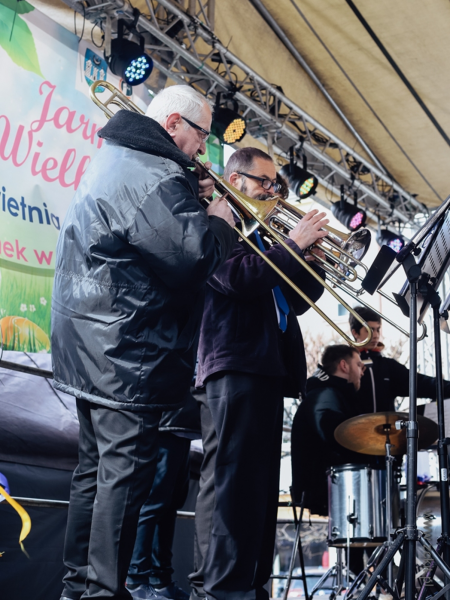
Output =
[
  {"x1": 291, "y1": 344, "x2": 370, "y2": 517},
  {"x1": 350, "y1": 306, "x2": 450, "y2": 414}
]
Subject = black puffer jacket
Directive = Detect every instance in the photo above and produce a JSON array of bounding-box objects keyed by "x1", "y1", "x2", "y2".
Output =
[
  {"x1": 291, "y1": 368, "x2": 367, "y2": 515},
  {"x1": 51, "y1": 111, "x2": 235, "y2": 412}
]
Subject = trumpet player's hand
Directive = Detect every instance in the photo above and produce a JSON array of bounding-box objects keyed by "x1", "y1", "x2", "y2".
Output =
[
  {"x1": 207, "y1": 197, "x2": 235, "y2": 228},
  {"x1": 195, "y1": 160, "x2": 215, "y2": 199},
  {"x1": 305, "y1": 246, "x2": 326, "y2": 262},
  {"x1": 288, "y1": 209, "x2": 328, "y2": 251}
]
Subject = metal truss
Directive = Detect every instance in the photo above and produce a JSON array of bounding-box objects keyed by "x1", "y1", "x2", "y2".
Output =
[{"x1": 65, "y1": 0, "x2": 426, "y2": 230}]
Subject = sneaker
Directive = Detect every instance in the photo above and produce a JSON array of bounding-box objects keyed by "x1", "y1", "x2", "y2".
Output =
[
  {"x1": 128, "y1": 583, "x2": 167, "y2": 600},
  {"x1": 155, "y1": 582, "x2": 190, "y2": 600}
]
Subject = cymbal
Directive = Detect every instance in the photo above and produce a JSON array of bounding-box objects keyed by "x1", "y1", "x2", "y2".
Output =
[{"x1": 334, "y1": 412, "x2": 438, "y2": 456}]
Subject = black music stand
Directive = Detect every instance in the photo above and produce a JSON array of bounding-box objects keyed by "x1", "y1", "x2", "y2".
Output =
[{"x1": 357, "y1": 203, "x2": 450, "y2": 600}]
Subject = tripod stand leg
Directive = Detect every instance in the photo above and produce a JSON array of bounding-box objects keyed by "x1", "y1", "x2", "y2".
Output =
[
  {"x1": 282, "y1": 497, "x2": 309, "y2": 600},
  {"x1": 419, "y1": 534, "x2": 450, "y2": 580},
  {"x1": 417, "y1": 539, "x2": 444, "y2": 600},
  {"x1": 357, "y1": 532, "x2": 405, "y2": 600},
  {"x1": 346, "y1": 543, "x2": 387, "y2": 599}
]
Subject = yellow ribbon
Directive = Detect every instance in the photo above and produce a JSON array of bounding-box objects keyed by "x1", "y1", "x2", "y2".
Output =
[{"x1": 0, "y1": 485, "x2": 31, "y2": 557}]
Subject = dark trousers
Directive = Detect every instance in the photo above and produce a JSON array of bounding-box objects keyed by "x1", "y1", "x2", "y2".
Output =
[
  {"x1": 62, "y1": 398, "x2": 161, "y2": 600},
  {"x1": 203, "y1": 372, "x2": 284, "y2": 600},
  {"x1": 127, "y1": 432, "x2": 191, "y2": 588},
  {"x1": 188, "y1": 388, "x2": 217, "y2": 597}
]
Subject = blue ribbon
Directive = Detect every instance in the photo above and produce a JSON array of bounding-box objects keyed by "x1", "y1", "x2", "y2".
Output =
[{"x1": 254, "y1": 231, "x2": 289, "y2": 332}]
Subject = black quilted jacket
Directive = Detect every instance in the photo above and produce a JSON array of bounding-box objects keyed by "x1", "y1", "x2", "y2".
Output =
[{"x1": 51, "y1": 110, "x2": 235, "y2": 411}]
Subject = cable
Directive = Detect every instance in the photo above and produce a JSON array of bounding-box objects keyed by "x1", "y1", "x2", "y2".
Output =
[
  {"x1": 74, "y1": 3, "x2": 85, "y2": 42},
  {"x1": 91, "y1": 21, "x2": 105, "y2": 48},
  {"x1": 289, "y1": 0, "x2": 443, "y2": 204}
]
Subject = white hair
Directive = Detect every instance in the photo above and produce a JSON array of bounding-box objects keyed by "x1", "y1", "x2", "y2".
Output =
[{"x1": 145, "y1": 85, "x2": 213, "y2": 126}]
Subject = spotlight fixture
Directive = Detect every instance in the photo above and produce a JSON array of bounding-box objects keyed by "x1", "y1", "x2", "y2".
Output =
[
  {"x1": 331, "y1": 187, "x2": 367, "y2": 231},
  {"x1": 376, "y1": 228, "x2": 405, "y2": 253},
  {"x1": 279, "y1": 149, "x2": 318, "y2": 199},
  {"x1": 106, "y1": 20, "x2": 153, "y2": 86},
  {"x1": 212, "y1": 94, "x2": 246, "y2": 144}
]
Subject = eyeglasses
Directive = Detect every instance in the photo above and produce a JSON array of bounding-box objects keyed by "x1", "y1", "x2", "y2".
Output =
[
  {"x1": 181, "y1": 116, "x2": 210, "y2": 142},
  {"x1": 237, "y1": 172, "x2": 281, "y2": 193}
]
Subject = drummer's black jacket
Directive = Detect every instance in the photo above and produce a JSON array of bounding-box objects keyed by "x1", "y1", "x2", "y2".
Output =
[
  {"x1": 291, "y1": 368, "x2": 376, "y2": 516},
  {"x1": 356, "y1": 348, "x2": 450, "y2": 414}
]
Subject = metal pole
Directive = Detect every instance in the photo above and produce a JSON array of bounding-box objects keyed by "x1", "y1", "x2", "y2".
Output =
[
  {"x1": 385, "y1": 434, "x2": 394, "y2": 587},
  {"x1": 404, "y1": 276, "x2": 419, "y2": 600},
  {"x1": 433, "y1": 302, "x2": 450, "y2": 599}
]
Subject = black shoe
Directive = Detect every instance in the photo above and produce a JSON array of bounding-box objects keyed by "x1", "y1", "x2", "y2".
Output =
[{"x1": 155, "y1": 582, "x2": 189, "y2": 600}]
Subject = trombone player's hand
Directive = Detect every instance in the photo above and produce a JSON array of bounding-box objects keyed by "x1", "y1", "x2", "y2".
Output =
[
  {"x1": 288, "y1": 209, "x2": 328, "y2": 251},
  {"x1": 206, "y1": 197, "x2": 235, "y2": 228},
  {"x1": 195, "y1": 160, "x2": 216, "y2": 199}
]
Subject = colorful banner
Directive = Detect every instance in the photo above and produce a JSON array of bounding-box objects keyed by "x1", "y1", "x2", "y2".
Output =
[{"x1": 0, "y1": 1, "x2": 223, "y2": 353}]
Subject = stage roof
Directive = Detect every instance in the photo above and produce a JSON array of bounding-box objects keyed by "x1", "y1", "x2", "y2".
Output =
[{"x1": 30, "y1": 0, "x2": 450, "y2": 211}]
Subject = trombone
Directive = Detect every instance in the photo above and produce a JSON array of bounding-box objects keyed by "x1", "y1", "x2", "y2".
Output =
[{"x1": 90, "y1": 80, "x2": 372, "y2": 347}]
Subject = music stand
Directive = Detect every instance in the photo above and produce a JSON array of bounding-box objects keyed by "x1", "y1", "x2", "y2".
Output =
[
  {"x1": 357, "y1": 201, "x2": 450, "y2": 600},
  {"x1": 377, "y1": 195, "x2": 450, "y2": 296}
]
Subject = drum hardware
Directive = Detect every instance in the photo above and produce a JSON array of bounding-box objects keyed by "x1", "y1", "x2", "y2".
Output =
[{"x1": 306, "y1": 547, "x2": 354, "y2": 600}]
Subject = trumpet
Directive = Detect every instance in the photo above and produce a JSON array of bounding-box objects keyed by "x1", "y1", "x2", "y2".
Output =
[{"x1": 90, "y1": 80, "x2": 373, "y2": 347}]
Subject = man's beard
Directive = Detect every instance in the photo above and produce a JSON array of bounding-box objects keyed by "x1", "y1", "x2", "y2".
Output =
[{"x1": 241, "y1": 180, "x2": 272, "y2": 201}]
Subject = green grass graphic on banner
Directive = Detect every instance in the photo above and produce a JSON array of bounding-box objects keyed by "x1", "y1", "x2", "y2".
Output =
[{"x1": 0, "y1": 268, "x2": 52, "y2": 352}]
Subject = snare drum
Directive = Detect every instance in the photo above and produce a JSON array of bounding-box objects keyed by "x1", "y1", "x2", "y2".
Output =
[{"x1": 327, "y1": 463, "x2": 396, "y2": 547}]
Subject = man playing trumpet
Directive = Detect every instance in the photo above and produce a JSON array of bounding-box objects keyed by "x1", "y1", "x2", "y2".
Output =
[{"x1": 190, "y1": 147, "x2": 329, "y2": 600}]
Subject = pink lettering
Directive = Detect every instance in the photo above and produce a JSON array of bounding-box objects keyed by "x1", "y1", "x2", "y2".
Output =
[
  {"x1": 33, "y1": 249, "x2": 53, "y2": 266},
  {"x1": 15, "y1": 240, "x2": 28, "y2": 262},
  {"x1": 3, "y1": 241, "x2": 14, "y2": 258},
  {"x1": 54, "y1": 106, "x2": 83, "y2": 134},
  {"x1": 58, "y1": 148, "x2": 77, "y2": 188},
  {"x1": 30, "y1": 81, "x2": 56, "y2": 133},
  {"x1": 73, "y1": 155, "x2": 91, "y2": 190},
  {"x1": 40, "y1": 157, "x2": 59, "y2": 182},
  {"x1": 0, "y1": 80, "x2": 101, "y2": 190},
  {"x1": 30, "y1": 141, "x2": 44, "y2": 176}
]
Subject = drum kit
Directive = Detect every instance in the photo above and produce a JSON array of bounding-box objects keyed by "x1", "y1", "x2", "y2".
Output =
[{"x1": 307, "y1": 411, "x2": 440, "y2": 600}]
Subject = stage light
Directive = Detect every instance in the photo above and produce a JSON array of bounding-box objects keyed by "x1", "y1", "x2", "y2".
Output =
[
  {"x1": 106, "y1": 20, "x2": 153, "y2": 86},
  {"x1": 212, "y1": 107, "x2": 246, "y2": 144},
  {"x1": 376, "y1": 229, "x2": 405, "y2": 253},
  {"x1": 279, "y1": 152, "x2": 318, "y2": 199},
  {"x1": 331, "y1": 189, "x2": 367, "y2": 231}
]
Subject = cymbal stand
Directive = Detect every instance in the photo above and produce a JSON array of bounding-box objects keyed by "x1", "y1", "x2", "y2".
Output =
[
  {"x1": 308, "y1": 548, "x2": 348, "y2": 600},
  {"x1": 384, "y1": 424, "x2": 395, "y2": 588},
  {"x1": 345, "y1": 427, "x2": 396, "y2": 599}
]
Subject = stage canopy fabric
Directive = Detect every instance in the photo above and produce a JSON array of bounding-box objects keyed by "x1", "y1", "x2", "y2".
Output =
[{"x1": 30, "y1": 0, "x2": 450, "y2": 211}]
